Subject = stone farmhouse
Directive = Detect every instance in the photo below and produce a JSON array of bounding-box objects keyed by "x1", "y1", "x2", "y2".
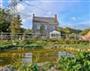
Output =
[{"x1": 32, "y1": 14, "x2": 60, "y2": 38}]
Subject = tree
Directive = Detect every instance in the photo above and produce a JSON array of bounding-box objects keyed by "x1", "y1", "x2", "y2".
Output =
[
  {"x1": 10, "y1": 15, "x2": 22, "y2": 35},
  {"x1": 0, "y1": 8, "x2": 11, "y2": 33},
  {"x1": 57, "y1": 27, "x2": 81, "y2": 34},
  {"x1": 24, "y1": 29, "x2": 32, "y2": 34}
]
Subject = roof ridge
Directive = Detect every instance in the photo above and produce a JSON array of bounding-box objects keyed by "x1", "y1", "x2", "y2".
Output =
[
  {"x1": 33, "y1": 15, "x2": 59, "y2": 25},
  {"x1": 34, "y1": 16, "x2": 55, "y2": 19}
]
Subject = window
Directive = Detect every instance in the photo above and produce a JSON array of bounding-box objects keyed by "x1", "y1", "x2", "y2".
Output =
[
  {"x1": 45, "y1": 25, "x2": 47, "y2": 30},
  {"x1": 37, "y1": 24, "x2": 40, "y2": 29}
]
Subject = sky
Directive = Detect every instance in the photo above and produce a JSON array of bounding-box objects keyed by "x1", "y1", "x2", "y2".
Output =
[{"x1": 2, "y1": 0, "x2": 90, "y2": 30}]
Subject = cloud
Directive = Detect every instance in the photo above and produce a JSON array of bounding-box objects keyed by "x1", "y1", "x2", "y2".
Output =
[
  {"x1": 0, "y1": 0, "x2": 2, "y2": 8},
  {"x1": 17, "y1": 0, "x2": 80, "y2": 16},
  {"x1": 71, "y1": 17, "x2": 77, "y2": 21},
  {"x1": 61, "y1": 19, "x2": 90, "y2": 30},
  {"x1": 17, "y1": 0, "x2": 81, "y2": 20},
  {"x1": 15, "y1": 0, "x2": 90, "y2": 29},
  {"x1": 16, "y1": 3, "x2": 25, "y2": 13}
]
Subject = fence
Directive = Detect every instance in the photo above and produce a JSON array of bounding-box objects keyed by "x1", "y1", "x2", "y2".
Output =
[
  {"x1": 0, "y1": 33, "x2": 81, "y2": 40},
  {"x1": 0, "y1": 33, "x2": 32, "y2": 40}
]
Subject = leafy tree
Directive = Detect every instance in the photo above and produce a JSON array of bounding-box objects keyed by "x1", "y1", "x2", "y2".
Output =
[
  {"x1": 57, "y1": 27, "x2": 81, "y2": 34},
  {"x1": 0, "y1": 8, "x2": 23, "y2": 34},
  {"x1": 0, "y1": 8, "x2": 11, "y2": 33},
  {"x1": 24, "y1": 29, "x2": 32, "y2": 34},
  {"x1": 10, "y1": 15, "x2": 22, "y2": 35}
]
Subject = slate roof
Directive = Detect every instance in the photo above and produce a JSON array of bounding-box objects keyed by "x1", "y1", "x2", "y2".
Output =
[{"x1": 33, "y1": 16, "x2": 58, "y2": 25}]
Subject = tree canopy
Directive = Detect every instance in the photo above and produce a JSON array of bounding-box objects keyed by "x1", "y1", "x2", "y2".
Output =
[
  {"x1": 57, "y1": 27, "x2": 82, "y2": 34},
  {"x1": 10, "y1": 15, "x2": 22, "y2": 35},
  {"x1": 0, "y1": 8, "x2": 11, "y2": 33},
  {"x1": 0, "y1": 8, "x2": 23, "y2": 34}
]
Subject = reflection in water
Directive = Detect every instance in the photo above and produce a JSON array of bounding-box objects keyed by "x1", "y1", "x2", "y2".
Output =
[
  {"x1": 22, "y1": 53, "x2": 32, "y2": 64},
  {"x1": 0, "y1": 51, "x2": 75, "y2": 66},
  {"x1": 58, "y1": 51, "x2": 74, "y2": 57}
]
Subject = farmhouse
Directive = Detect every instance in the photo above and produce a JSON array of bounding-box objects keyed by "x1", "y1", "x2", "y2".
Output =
[{"x1": 32, "y1": 14, "x2": 59, "y2": 38}]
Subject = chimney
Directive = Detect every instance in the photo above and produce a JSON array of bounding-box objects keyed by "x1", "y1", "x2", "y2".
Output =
[
  {"x1": 54, "y1": 14, "x2": 58, "y2": 30},
  {"x1": 32, "y1": 14, "x2": 35, "y2": 23},
  {"x1": 55, "y1": 14, "x2": 57, "y2": 20},
  {"x1": 54, "y1": 14, "x2": 57, "y2": 22},
  {"x1": 33, "y1": 14, "x2": 35, "y2": 17}
]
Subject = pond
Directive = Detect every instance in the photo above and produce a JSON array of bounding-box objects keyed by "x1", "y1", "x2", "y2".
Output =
[
  {"x1": 0, "y1": 49, "x2": 75, "y2": 66},
  {"x1": 0, "y1": 57, "x2": 14, "y2": 66},
  {"x1": 22, "y1": 53, "x2": 32, "y2": 64},
  {"x1": 58, "y1": 51, "x2": 74, "y2": 57}
]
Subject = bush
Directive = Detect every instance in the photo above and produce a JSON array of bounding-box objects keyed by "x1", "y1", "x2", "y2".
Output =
[{"x1": 57, "y1": 52, "x2": 90, "y2": 71}]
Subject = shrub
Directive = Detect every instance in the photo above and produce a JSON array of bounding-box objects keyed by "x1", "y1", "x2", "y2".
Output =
[{"x1": 57, "y1": 52, "x2": 90, "y2": 71}]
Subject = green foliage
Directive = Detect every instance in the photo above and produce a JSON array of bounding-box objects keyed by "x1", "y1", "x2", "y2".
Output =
[
  {"x1": 12, "y1": 63, "x2": 39, "y2": 71},
  {"x1": 80, "y1": 28, "x2": 90, "y2": 35},
  {"x1": 10, "y1": 15, "x2": 22, "y2": 35},
  {"x1": 0, "y1": 39, "x2": 90, "y2": 50},
  {"x1": 57, "y1": 27, "x2": 82, "y2": 34},
  {"x1": 24, "y1": 29, "x2": 32, "y2": 34},
  {"x1": 0, "y1": 8, "x2": 25, "y2": 34},
  {"x1": 0, "y1": 57, "x2": 12, "y2": 66},
  {"x1": 0, "y1": 8, "x2": 11, "y2": 33},
  {"x1": 9, "y1": 62, "x2": 54, "y2": 71},
  {"x1": 42, "y1": 62, "x2": 54, "y2": 71},
  {"x1": 57, "y1": 52, "x2": 90, "y2": 71}
]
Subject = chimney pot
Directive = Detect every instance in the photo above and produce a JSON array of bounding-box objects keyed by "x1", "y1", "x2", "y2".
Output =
[
  {"x1": 55, "y1": 14, "x2": 57, "y2": 19},
  {"x1": 33, "y1": 14, "x2": 35, "y2": 17}
]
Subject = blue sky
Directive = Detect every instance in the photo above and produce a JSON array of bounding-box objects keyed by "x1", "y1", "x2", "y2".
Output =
[{"x1": 2, "y1": 0, "x2": 90, "y2": 30}]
